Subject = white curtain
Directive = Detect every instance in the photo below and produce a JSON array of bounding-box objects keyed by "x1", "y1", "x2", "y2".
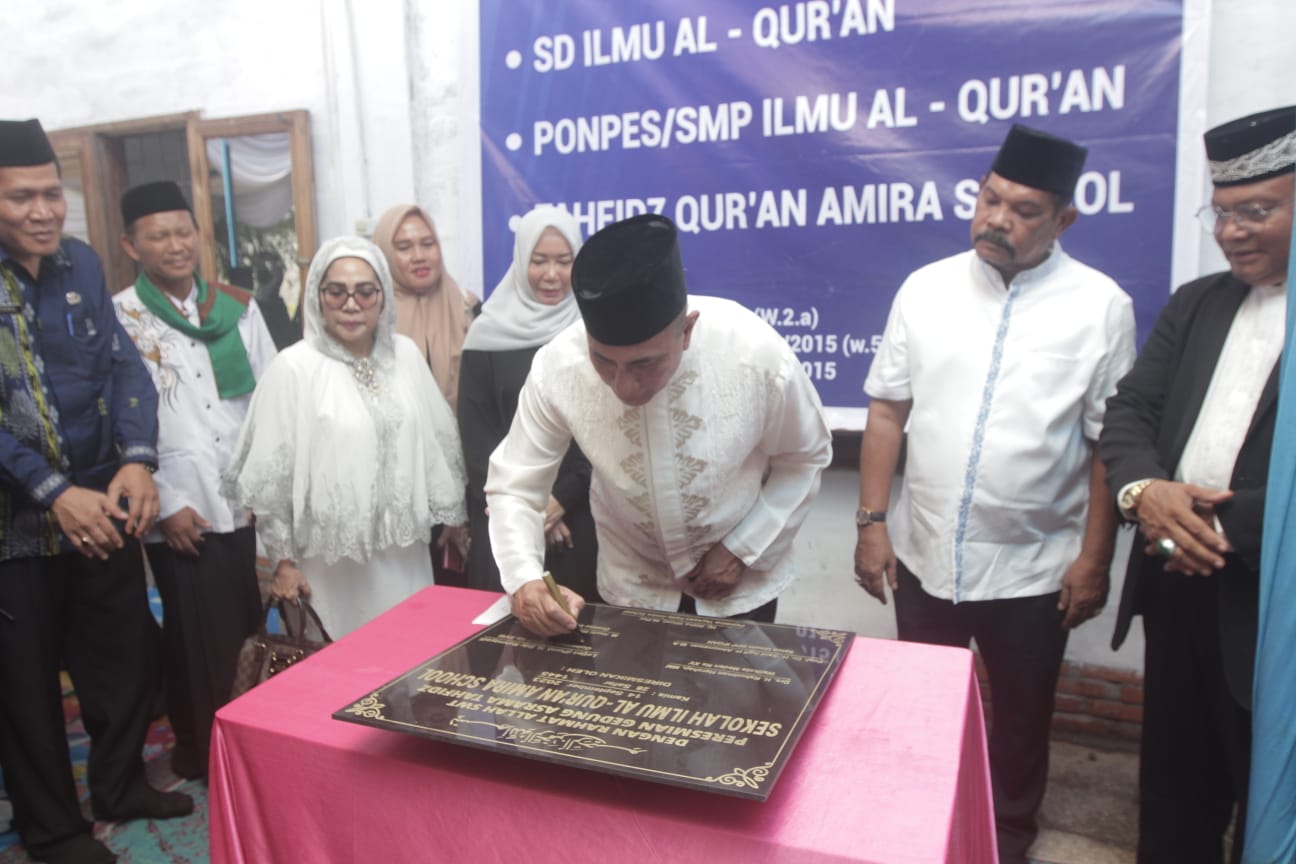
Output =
[{"x1": 206, "y1": 133, "x2": 294, "y2": 229}]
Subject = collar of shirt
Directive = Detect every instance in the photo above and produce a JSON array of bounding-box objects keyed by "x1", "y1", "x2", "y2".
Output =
[
  {"x1": 157, "y1": 279, "x2": 200, "y2": 323},
  {"x1": 0, "y1": 241, "x2": 71, "y2": 283},
  {"x1": 970, "y1": 241, "x2": 1065, "y2": 296}
]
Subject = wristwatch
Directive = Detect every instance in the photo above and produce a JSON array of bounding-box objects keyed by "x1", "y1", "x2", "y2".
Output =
[
  {"x1": 856, "y1": 508, "x2": 886, "y2": 527},
  {"x1": 1118, "y1": 479, "x2": 1155, "y2": 518}
]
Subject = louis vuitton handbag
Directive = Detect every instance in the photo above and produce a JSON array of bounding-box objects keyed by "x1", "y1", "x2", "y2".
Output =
[{"x1": 230, "y1": 597, "x2": 334, "y2": 700}]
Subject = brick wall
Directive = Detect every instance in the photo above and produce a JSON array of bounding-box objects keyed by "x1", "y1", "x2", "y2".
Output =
[{"x1": 974, "y1": 655, "x2": 1144, "y2": 743}]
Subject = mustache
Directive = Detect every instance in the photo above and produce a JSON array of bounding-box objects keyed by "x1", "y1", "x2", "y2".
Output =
[{"x1": 974, "y1": 230, "x2": 1015, "y2": 256}]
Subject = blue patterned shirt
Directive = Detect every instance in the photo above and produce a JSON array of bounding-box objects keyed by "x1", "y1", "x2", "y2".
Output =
[{"x1": 0, "y1": 238, "x2": 158, "y2": 560}]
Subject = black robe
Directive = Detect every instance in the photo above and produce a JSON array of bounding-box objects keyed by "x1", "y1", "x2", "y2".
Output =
[
  {"x1": 457, "y1": 347, "x2": 598, "y2": 600},
  {"x1": 1100, "y1": 270, "x2": 1279, "y2": 707}
]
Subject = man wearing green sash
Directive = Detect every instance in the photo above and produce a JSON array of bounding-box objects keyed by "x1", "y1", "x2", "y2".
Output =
[{"x1": 113, "y1": 181, "x2": 277, "y2": 780}]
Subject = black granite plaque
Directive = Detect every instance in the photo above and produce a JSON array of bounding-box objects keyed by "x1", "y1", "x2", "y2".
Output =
[{"x1": 333, "y1": 604, "x2": 852, "y2": 801}]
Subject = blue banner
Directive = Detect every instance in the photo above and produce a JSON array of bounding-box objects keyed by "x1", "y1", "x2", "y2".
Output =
[{"x1": 480, "y1": 0, "x2": 1185, "y2": 418}]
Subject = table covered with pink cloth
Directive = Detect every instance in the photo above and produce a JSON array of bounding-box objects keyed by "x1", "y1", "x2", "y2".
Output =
[{"x1": 209, "y1": 586, "x2": 997, "y2": 863}]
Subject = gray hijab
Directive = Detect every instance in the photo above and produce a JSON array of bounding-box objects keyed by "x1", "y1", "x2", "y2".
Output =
[{"x1": 303, "y1": 235, "x2": 398, "y2": 371}]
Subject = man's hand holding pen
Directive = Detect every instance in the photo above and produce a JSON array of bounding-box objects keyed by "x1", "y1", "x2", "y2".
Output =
[{"x1": 510, "y1": 573, "x2": 585, "y2": 637}]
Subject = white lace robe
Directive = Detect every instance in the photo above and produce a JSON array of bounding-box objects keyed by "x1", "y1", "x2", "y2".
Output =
[
  {"x1": 224, "y1": 237, "x2": 467, "y2": 636},
  {"x1": 224, "y1": 335, "x2": 466, "y2": 634},
  {"x1": 486, "y1": 295, "x2": 832, "y2": 616}
]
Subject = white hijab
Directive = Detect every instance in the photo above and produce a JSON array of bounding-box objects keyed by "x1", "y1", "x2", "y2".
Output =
[{"x1": 462, "y1": 205, "x2": 583, "y2": 352}]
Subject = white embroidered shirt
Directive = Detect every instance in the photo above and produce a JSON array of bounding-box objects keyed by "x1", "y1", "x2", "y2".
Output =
[
  {"x1": 114, "y1": 283, "x2": 278, "y2": 542},
  {"x1": 486, "y1": 295, "x2": 833, "y2": 616}
]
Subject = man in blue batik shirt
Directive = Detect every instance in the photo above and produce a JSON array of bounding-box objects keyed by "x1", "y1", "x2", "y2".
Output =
[{"x1": 0, "y1": 119, "x2": 192, "y2": 864}]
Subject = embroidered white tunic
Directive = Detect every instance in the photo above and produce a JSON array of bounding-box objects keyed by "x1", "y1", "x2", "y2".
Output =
[
  {"x1": 222, "y1": 237, "x2": 469, "y2": 636},
  {"x1": 114, "y1": 283, "x2": 278, "y2": 543},
  {"x1": 865, "y1": 247, "x2": 1136, "y2": 603},
  {"x1": 486, "y1": 295, "x2": 833, "y2": 616}
]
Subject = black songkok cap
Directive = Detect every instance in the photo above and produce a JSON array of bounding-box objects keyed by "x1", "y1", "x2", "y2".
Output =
[
  {"x1": 0, "y1": 119, "x2": 57, "y2": 168},
  {"x1": 572, "y1": 213, "x2": 687, "y2": 346},
  {"x1": 990, "y1": 123, "x2": 1088, "y2": 199},
  {"x1": 121, "y1": 181, "x2": 192, "y2": 228},
  {"x1": 1204, "y1": 105, "x2": 1296, "y2": 187}
]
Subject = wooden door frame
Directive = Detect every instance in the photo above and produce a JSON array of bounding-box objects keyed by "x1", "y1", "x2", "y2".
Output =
[
  {"x1": 186, "y1": 110, "x2": 317, "y2": 292},
  {"x1": 49, "y1": 113, "x2": 194, "y2": 291},
  {"x1": 45, "y1": 110, "x2": 317, "y2": 298}
]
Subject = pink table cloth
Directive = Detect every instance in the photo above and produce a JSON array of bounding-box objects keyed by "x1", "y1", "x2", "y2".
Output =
[{"x1": 210, "y1": 586, "x2": 997, "y2": 863}]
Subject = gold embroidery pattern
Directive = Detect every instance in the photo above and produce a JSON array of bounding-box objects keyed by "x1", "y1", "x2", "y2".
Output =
[
  {"x1": 616, "y1": 409, "x2": 642, "y2": 447},
  {"x1": 625, "y1": 491, "x2": 651, "y2": 517},
  {"x1": 668, "y1": 372, "x2": 711, "y2": 544},
  {"x1": 675, "y1": 455, "x2": 706, "y2": 488},
  {"x1": 613, "y1": 368, "x2": 715, "y2": 553},
  {"x1": 343, "y1": 693, "x2": 388, "y2": 720},
  {"x1": 116, "y1": 301, "x2": 187, "y2": 408},
  {"x1": 671, "y1": 409, "x2": 702, "y2": 448},
  {"x1": 684, "y1": 493, "x2": 714, "y2": 546},
  {"x1": 705, "y1": 761, "x2": 775, "y2": 790},
  {"x1": 618, "y1": 410, "x2": 658, "y2": 542},
  {"x1": 681, "y1": 493, "x2": 708, "y2": 523},
  {"x1": 450, "y1": 719, "x2": 646, "y2": 755},
  {"x1": 625, "y1": 491, "x2": 655, "y2": 543},
  {"x1": 621, "y1": 453, "x2": 647, "y2": 488},
  {"x1": 668, "y1": 369, "x2": 699, "y2": 401},
  {"x1": 806, "y1": 629, "x2": 849, "y2": 649}
]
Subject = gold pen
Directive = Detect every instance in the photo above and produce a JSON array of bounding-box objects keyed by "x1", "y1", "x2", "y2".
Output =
[{"x1": 541, "y1": 571, "x2": 576, "y2": 620}]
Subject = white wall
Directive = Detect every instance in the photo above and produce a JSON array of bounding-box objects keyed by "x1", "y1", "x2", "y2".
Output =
[
  {"x1": 1195, "y1": 0, "x2": 1296, "y2": 276},
  {"x1": 781, "y1": 468, "x2": 1147, "y2": 671},
  {"x1": 5, "y1": 0, "x2": 1294, "y2": 671}
]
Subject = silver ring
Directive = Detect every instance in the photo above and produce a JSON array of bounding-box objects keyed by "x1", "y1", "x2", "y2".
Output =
[
  {"x1": 1157, "y1": 537, "x2": 1176, "y2": 558},
  {"x1": 81, "y1": 536, "x2": 91, "y2": 544}
]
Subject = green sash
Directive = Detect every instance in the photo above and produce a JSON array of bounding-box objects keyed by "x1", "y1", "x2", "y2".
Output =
[{"x1": 135, "y1": 274, "x2": 255, "y2": 398}]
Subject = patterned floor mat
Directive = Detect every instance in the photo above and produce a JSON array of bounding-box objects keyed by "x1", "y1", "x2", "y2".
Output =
[{"x1": 0, "y1": 674, "x2": 210, "y2": 864}]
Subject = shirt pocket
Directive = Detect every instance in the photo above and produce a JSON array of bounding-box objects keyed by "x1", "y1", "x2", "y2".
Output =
[{"x1": 45, "y1": 307, "x2": 112, "y2": 383}]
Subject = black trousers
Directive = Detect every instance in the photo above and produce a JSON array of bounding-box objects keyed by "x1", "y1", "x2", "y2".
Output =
[
  {"x1": 894, "y1": 562, "x2": 1067, "y2": 864},
  {"x1": 1137, "y1": 569, "x2": 1250, "y2": 864},
  {"x1": 0, "y1": 545, "x2": 156, "y2": 853},
  {"x1": 592, "y1": 590, "x2": 778, "y2": 622},
  {"x1": 676, "y1": 593, "x2": 778, "y2": 623},
  {"x1": 147, "y1": 525, "x2": 262, "y2": 775}
]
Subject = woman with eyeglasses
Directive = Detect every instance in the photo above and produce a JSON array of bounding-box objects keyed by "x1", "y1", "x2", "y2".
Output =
[{"x1": 223, "y1": 237, "x2": 468, "y2": 637}]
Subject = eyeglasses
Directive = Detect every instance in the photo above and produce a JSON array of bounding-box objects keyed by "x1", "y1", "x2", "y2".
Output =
[
  {"x1": 320, "y1": 284, "x2": 382, "y2": 309},
  {"x1": 1195, "y1": 202, "x2": 1286, "y2": 232}
]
